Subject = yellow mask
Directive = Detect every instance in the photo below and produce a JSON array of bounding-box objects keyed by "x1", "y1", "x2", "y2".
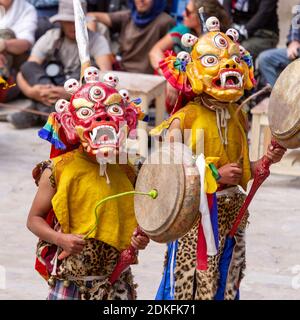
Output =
[{"x1": 186, "y1": 31, "x2": 253, "y2": 102}]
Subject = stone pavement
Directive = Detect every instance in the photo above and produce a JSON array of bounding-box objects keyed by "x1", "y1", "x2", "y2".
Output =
[{"x1": 0, "y1": 122, "x2": 299, "y2": 300}]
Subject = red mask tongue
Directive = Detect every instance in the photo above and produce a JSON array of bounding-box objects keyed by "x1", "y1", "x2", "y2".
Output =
[
  {"x1": 227, "y1": 79, "x2": 235, "y2": 85},
  {"x1": 99, "y1": 135, "x2": 109, "y2": 142}
]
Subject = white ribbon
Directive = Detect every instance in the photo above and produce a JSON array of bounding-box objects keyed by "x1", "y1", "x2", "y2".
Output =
[{"x1": 196, "y1": 154, "x2": 217, "y2": 256}]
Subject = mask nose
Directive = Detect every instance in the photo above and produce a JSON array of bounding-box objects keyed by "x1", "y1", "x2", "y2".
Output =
[
  {"x1": 94, "y1": 112, "x2": 112, "y2": 123},
  {"x1": 222, "y1": 59, "x2": 237, "y2": 69}
]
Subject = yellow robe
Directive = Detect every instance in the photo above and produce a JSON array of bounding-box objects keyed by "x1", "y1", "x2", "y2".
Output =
[
  {"x1": 151, "y1": 99, "x2": 251, "y2": 191},
  {"x1": 51, "y1": 148, "x2": 137, "y2": 252}
]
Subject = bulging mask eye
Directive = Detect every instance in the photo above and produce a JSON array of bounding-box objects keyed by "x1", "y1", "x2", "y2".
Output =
[
  {"x1": 89, "y1": 86, "x2": 105, "y2": 101},
  {"x1": 214, "y1": 34, "x2": 228, "y2": 48},
  {"x1": 201, "y1": 54, "x2": 219, "y2": 67},
  {"x1": 232, "y1": 54, "x2": 241, "y2": 64},
  {"x1": 107, "y1": 104, "x2": 124, "y2": 116},
  {"x1": 76, "y1": 107, "x2": 95, "y2": 119}
]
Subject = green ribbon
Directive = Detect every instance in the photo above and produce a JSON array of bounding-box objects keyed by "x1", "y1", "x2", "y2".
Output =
[{"x1": 208, "y1": 163, "x2": 221, "y2": 181}]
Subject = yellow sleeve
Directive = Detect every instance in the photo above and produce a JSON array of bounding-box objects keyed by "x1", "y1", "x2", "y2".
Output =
[{"x1": 149, "y1": 111, "x2": 186, "y2": 136}]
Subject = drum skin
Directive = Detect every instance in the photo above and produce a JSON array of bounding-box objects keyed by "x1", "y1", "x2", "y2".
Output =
[
  {"x1": 269, "y1": 59, "x2": 300, "y2": 149},
  {"x1": 134, "y1": 144, "x2": 200, "y2": 243}
]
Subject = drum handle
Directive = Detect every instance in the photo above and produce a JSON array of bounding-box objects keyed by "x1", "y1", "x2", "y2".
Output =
[
  {"x1": 229, "y1": 139, "x2": 286, "y2": 238},
  {"x1": 109, "y1": 225, "x2": 146, "y2": 285}
]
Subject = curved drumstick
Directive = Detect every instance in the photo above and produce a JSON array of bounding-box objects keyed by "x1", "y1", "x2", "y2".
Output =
[
  {"x1": 229, "y1": 138, "x2": 286, "y2": 238},
  {"x1": 58, "y1": 189, "x2": 157, "y2": 283}
]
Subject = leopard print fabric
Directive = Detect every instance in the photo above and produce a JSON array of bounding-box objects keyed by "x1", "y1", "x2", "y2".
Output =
[
  {"x1": 55, "y1": 239, "x2": 137, "y2": 300},
  {"x1": 173, "y1": 188, "x2": 248, "y2": 300}
]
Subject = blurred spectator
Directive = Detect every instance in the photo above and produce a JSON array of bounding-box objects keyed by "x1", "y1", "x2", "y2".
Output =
[
  {"x1": 222, "y1": 0, "x2": 279, "y2": 59},
  {"x1": 88, "y1": 0, "x2": 175, "y2": 74},
  {"x1": 257, "y1": 6, "x2": 300, "y2": 87},
  {"x1": 0, "y1": 0, "x2": 37, "y2": 102},
  {"x1": 8, "y1": 0, "x2": 112, "y2": 129},
  {"x1": 149, "y1": 0, "x2": 231, "y2": 111},
  {"x1": 27, "y1": 0, "x2": 58, "y2": 40},
  {"x1": 150, "y1": 0, "x2": 231, "y2": 70}
]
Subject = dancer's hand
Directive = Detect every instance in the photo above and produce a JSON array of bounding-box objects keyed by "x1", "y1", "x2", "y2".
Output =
[
  {"x1": 266, "y1": 143, "x2": 286, "y2": 164},
  {"x1": 287, "y1": 41, "x2": 300, "y2": 60},
  {"x1": 131, "y1": 230, "x2": 150, "y2": 250},
  {"x1": 57, "y1": 234, "x2": 85, "y2": 260},
  {"x1": 218, "y1": 163, "x2": 243, "y2": 185}
]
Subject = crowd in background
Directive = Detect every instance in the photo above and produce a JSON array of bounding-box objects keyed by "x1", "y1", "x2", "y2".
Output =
[{"x1": 0, "y1": 0, "x2": 299, "y2": 129}]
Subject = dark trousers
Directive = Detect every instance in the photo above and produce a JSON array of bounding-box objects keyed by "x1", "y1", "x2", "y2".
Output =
[{"x1": 9, "y1": 61, "x2": 79, "y2": 129}]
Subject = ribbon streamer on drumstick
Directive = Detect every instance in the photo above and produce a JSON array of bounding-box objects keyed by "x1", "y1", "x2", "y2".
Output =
[{"x1": 196, "y1": 154, "x2": 217, "y2": 256}]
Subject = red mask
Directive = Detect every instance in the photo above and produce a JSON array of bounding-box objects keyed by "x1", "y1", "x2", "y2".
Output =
[{"x1": 39, "y1": 72, "x2": 143, "y2": 162}]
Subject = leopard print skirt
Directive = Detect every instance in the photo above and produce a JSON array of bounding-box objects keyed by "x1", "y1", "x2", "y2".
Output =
[
  {"x1": 49, "y1": 239, "x2": 137, "y2": 300},
  {"x1": 173, "y1": 187, "x2": 248, "y2": 300}
]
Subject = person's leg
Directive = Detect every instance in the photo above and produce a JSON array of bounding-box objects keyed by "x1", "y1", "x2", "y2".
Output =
[
  {"x1": 7, "y1": 103, "x2": 41, "y2": 129},
  {"x1": 20, "y1": 61, "x2": 53, "y2": 86},
  {"x1": 8, "y1": 62, "x2": 54, "y2": 128},
  {"x1": 257, "y1": 48, "x2": 290, "y2": 87}
]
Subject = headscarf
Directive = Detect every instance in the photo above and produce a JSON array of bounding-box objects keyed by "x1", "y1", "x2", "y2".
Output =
[{"x1": 128, "y1": 0, "x2": 167, "y2": 28}]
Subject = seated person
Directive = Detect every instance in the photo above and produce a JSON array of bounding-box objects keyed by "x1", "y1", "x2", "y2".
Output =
[
  {"x1": 88, "y1": 0, "x2": 175, "y2": 74},
  {"x1": 0, "y1": 0, "x2": 37, "y2": 102},
  {"x1": 8, "y1": 0, "x2": 112, "y2": 129},
  {"x1": 257, "y1": 7, "x2": 300, "y2": 87},
  {"x1": 222, "y1": 0, "x2": 279, "y2": 59},
  {"x1": 149, "y1": 0, "x2": 231, "y2": 111},
  {"x1": 27, "y1": 0, "x2": 59, "y2": 40}
]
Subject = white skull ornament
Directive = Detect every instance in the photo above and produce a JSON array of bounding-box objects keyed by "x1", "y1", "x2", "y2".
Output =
[
  {"x1": 206, "y1": 17, "x2": 220, "y2": 32},
  {"x1": 181, "y1": 33, "x2": 198, "y2": 48},
  {"x1": 103, "y1": 73, "x2": 119, "y2": 88},
  {"x1": 239, "y1": 45, "x2": 247, "y2": 57},
  {"x1": 176, "y1": 51, "x2": 191, "y2": 64},
  {"x1": 84, "y1": 66, "x2": 100, "y2": 83},
  {"x1": 64, "y1": 79, "x2": 80, "y2": 94},
  {"x1": 226, "y1": 28, "x2": 239, "y2": 42},
  {"x1": 119, "y1": 89, "x2": 130, "y2": 102},
  {"x1": 55, "y1": 99, "x2": 70, "y2": 113}
]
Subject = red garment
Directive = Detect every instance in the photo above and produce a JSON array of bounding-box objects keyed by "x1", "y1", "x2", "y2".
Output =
[{"x1": 196, "y1": 222, "x2": 207, "y2": 270}]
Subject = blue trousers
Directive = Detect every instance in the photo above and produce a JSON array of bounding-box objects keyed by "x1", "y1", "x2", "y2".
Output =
[{"x1": 257, "y1": 48, "x2": 292, "y2": 87}]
